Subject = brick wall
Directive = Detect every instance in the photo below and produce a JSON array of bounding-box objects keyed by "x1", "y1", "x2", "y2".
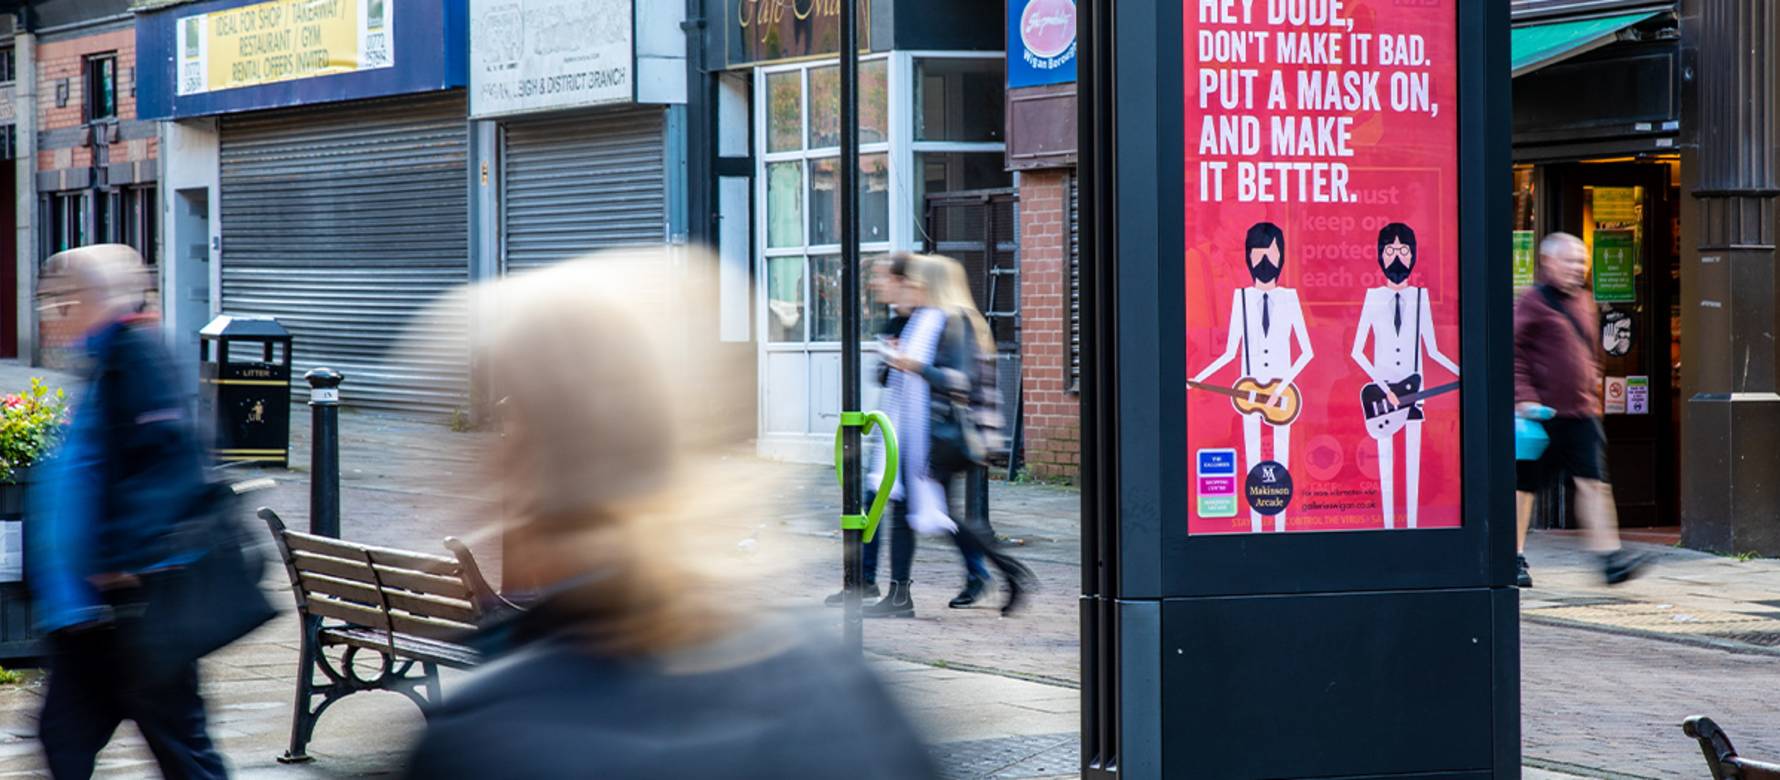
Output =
[
  {"x1": 35, "y1": 28, "x2": 152, "y2": 366},
  {"x1": 1017, "y1": 169, "x2": 1080, "y2": 481},
  {"x1": 37, "y1": 29, "x2": 139, "y2": 151}
]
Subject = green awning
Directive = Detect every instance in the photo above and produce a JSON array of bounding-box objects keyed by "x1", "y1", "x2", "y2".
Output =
[{"x1": 1512, "y1": 11, "x2": 1659, "y2": 78}]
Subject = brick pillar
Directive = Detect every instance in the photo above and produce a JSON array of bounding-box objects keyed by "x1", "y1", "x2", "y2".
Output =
[{"x1": 1018, "y1": 169, "x2": 1081, "y2": 481}]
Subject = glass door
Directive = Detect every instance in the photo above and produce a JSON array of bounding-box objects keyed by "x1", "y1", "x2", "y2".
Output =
[{"x1": 1546, "y1": 162, "x2": 1677, "y2": 527}]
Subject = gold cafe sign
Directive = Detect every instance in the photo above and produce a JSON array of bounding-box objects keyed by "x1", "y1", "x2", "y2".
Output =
[{"x1": 729, "y1": 0, "x2": 870, "y2": 66}]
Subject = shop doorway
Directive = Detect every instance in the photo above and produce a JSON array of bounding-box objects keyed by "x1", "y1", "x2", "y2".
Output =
[
  {"x1": 1543, "y1": 161, "x2": 1679, "y2": 528},
  {"x1": 173, "y1": 188, "x2": 212, "y2": 365}
]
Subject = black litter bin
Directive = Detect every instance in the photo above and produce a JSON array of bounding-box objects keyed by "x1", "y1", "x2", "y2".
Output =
[{"x1": 199, "y1": 316, "x2": 294, "y2": 467}]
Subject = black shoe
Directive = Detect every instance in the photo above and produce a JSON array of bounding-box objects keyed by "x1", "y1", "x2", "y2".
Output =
[
  {"x1": 1602, "y1": 550, "x2": 1650, "y2": 586},
  {"x1": 863, "y1": 581, "x2": 915, "y2": 618},
  {"x1": 823, "y1": 583, "x2": 880, "y2": 607},
  {"x1": 1515, "y1": 555, "x2": 1533, "y2": 588},
  {"x1": 949, "y1": 578, "x2": 988, "y2": 609}
]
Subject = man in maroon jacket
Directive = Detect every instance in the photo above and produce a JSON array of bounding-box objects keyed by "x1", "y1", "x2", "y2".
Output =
[{"x1": 1513, "y1": 232, "x2": 1648, "y2": 587}]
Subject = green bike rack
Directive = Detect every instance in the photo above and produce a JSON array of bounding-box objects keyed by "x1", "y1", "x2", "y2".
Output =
[{"x1": 835, "y1": 410, "x2": 898, "y2": 544}]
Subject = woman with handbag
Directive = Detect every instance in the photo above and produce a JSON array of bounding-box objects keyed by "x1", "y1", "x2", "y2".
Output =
[{"x1": 866, "y1": 253, "x2": 1034, "y2": 619}]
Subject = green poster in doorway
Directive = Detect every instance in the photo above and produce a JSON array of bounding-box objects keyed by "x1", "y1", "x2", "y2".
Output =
[
  {"x1": 1512, "y1": 230, "x2": 1535, "y2": 294},
  {"x1": 1592, "y1": 229, "x2": 1637, "y2": 303}
]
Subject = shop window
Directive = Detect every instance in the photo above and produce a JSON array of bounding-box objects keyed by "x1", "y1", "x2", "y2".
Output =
[
  {"x1": 93, "y1": 191, "x2": 112, "y2": 248},
  {"x1": 766, "y1": 71, "x2": 802, "y2": 153},
  {"x1": 758, "y1": 54, "x2": 1006, "y2": 354},
  {"x1": 766, "y1": 256, "x2": 805, "y2": 342},
  {"x1": 810, "y1": 252, "x2": 893, "y2": 343},
  {"x1": 120, "y1": 185, "x2": 157, "y2": 267},
  {"x1": 0, "y1": 126, "x2": 15, "y2": 160},
  {"x1": 808, "y1": 59, "x2": 889, "y2": 149},
  {"x1": 915, "y1": 58, "x2": 1005, "y2": 143},
  {"x1": 86, "y1": 54, "x2": 117, "y2": 123},
  {"x1": 810, "y1": 254, "x2": 842, "y2": 342},
  {"x1": 44, "y1": 192, "x2": 87, "y2": 258},
  {"x1": 913, "y1": 152, "x2": 1012, "y2": 242},
  {"x1": 766, "y1": 162, "x2": 804, "y2": 248},
  {"x1": 808, "y1": 153, "x2": 889, "y2": 246},
  {"x1": 1512, "y1": 165, "x2": 1537, "y2": 296}
]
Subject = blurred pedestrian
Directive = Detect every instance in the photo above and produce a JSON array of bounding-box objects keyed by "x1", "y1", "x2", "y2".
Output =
[
  {"x1": 865, "y1": 253, "x2": 1032, "y2": 619},
  {"x1": 1513, "y1": 232, "x2": 1648, "y2": 587},
  {"x1": 829, "y1": 257, "x2": 989, "y2": 608},
  {"x1": 826, "y1": 257, "x2": 906, "y2": 606},
  {"x1": 31, "y1": 245, "x2": 229, "y2": 779},
  {"x1": 405, "y1": 254, "x2": 936, "y2": 780}
]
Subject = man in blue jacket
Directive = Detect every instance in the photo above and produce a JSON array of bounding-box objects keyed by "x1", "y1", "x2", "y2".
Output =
[{"x1": 31, "y1": 245, "x2": 226, "y2": 779}]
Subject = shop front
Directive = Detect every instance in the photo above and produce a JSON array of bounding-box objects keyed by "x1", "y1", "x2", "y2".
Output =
[
  {"x1": 468, "y1": 0, "x2": 688, "y2": 277},
  {"x1": 137, "y1": 0, "x2": 472, "y2": 412},
  {"x1": 702, "y1": 0, "x2": 1008, "y2": 461},
  {"x1": 1510, "y1": 2, "x2": 1680, "y2": 528}
]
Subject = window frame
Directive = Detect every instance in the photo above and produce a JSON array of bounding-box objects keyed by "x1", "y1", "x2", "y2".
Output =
[
  {"x1": 84, "y1": 53, "x2": 118, "y2": 124},
  {"x1": 753, "y1": 51, "x2": 1008, "y2": 351},
  {"x1": 117, "y1": 184, "x2": 157, "y2": 267},
  {"x1": 755, "y1": 53, "x2": 898, "y2": 350},
  {"x1": 41, "y1": 191, "x2": 89, "y2": 260}
]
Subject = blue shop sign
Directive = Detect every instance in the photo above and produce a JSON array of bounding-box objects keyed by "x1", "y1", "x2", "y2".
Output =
[
  {"x1": 136, "y1": 0, "x2": 468, "y2": 120},
  {"x1": 1007, "y1": 0, "x2": 1075, "y2": 88}
]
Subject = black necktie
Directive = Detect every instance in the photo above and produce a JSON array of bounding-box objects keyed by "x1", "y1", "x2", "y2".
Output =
[
  {"x1": 1261, "y1": 293, "x2": 1271, "y2": 336},
  {"x1": 1394, "y1": 292, "x2": 1403, "y2": 334}
]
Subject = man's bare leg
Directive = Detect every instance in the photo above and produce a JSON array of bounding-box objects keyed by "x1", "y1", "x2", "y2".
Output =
[
  {"x1": 1574, "y1": 478, "x2": 1621, "y2": 553},
  {"x1": 1515, "y1": 490, "x2": 1534, "y2": 554}
]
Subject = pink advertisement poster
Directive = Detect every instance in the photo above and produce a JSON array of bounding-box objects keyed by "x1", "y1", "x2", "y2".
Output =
[{"x1": 1184, "y1": 0, "x2": 1460, "y2": 535}]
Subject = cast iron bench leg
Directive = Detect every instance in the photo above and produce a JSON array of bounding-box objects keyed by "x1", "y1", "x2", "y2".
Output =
[{"x1": 277, "y1": 615, "x2": 324, "y2": 764}]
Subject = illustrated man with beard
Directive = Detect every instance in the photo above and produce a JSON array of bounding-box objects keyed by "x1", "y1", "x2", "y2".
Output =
[
  {"x1": 1350, "y1": 223, "x2": 1459, "y2": 529},
  {"x1": 1192, "y1": 222, "x2": 1314, "y2": 533}
]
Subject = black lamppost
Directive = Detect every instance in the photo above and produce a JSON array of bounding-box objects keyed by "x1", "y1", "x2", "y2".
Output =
[{"x1": 837, "y1": 0, "x2": 865, "y2": 652}]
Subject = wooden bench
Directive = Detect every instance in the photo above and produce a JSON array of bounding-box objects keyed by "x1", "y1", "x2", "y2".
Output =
[
  {"x1": 259, "y1": 508, "x2": 519, "y2": 764},
  {"x1": 1685, "y1": 717, "x2": 1780, "y2": 780}
]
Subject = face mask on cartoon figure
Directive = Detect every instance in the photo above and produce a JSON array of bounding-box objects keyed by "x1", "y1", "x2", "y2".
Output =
[
  {"x1": 1380, "y1": 240, "x2": 1415, "y2": 285},
  {"x1": 1248, "y1": 245, "x2": 1282, "y2": 284}
]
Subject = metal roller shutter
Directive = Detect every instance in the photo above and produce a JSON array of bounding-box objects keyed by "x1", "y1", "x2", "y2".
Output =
[
  {"x1": 502, "y1": 107, "x2": 667, "y2": 273},
  {"x1": 220, "y1": 93, "x2": 470, "y2": 414}
]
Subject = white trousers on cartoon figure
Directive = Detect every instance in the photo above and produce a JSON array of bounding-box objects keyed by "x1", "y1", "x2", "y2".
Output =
[
  {"x1": 1242, "y1": 413, "x2": 1291, "y2": 532},
  {"x1": 1377, "y1": 419, "x2": 1424, "y2": 529}
]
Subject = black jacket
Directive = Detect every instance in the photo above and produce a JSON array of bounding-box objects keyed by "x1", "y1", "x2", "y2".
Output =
[
  {"x1": 87, "y1": 319, "x2": 210, "y2": 574},
  {"x1": 405, "y1": 609, "x2": 938, "y2": 780}
]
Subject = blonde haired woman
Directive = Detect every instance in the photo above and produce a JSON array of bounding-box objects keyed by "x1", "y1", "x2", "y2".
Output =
[
  {"x1": 403, "y1": 253, "x2": 935, "y2": 780},
  {"x1": 868, "y1": 252, "x2": 1033, "y2": 619}
]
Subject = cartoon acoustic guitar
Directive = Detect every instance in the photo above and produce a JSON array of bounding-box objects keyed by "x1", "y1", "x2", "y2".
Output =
[
  {"x1": 1360, "y1": 373, "x2": 1461, "y2": 439},
  {"x1": 1187, "y1": 378, "x2": 1303, "y2": 426}
]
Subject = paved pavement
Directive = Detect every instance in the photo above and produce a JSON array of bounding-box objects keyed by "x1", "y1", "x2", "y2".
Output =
[{"x1": 0, "y1": 362, "x2": 1774, "y2": 778}]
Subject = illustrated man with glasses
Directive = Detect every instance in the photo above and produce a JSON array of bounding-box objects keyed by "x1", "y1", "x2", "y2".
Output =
[{"x1": 1350, "y1": 223, "x2": 1459, "y2": 529}]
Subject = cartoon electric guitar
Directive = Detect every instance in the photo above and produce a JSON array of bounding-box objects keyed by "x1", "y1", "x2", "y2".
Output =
[
  {"x1": 1187, "y1": 378, "x2": 1303, "y2": 426},
  {"x1": 1360, "y1": 373, "x2": 1461, "y2": 439}
]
